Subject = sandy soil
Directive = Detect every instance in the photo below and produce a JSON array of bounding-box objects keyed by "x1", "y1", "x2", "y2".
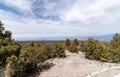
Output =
[{"x1": 37, "y1": 50, "x2": 120, "y2": 77}]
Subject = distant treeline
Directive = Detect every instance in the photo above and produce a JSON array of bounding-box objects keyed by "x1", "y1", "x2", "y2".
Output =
[
  {"x1": 17, "y1": 41, "x2": 65, "y2": 45},
  {"x1": 0, "y1": 20, "x2": 120, "y2": 77}
]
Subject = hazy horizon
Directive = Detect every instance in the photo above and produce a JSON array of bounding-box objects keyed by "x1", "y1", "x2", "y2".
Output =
[{"x1": 15, "y1": 33, "x2": 114, "y2": 41}]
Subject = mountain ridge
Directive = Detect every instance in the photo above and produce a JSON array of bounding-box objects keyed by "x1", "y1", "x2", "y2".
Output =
[{"x1": 15, "y1": 34, "x2": 114, "y2": 41}]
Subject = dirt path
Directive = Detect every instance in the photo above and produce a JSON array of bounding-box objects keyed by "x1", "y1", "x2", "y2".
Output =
[{"x1": 37, "y1": 50, "x2": 120, "y2": 77}]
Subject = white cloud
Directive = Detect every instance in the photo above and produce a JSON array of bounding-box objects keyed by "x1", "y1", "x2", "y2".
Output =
[
  {"x1": 0, "y1": 9, "x2": 19, "y2": 21},
  {"x1": 31, "y1": 0, "x2": 75, "y2": 18},
  {"x1": 0, "y1": 0, "x2": 32, "y2": 12},
  {"x1": 0, "y1": 0, "x2": 120, "y2": 40},
  {"x1": 62, "y1": 0, "x2": 120, "y2": 24}
]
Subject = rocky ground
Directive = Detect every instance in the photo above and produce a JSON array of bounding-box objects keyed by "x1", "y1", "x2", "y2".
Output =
[{"x1": 35, "y1": 50, "x2": 120, "y2": 77}]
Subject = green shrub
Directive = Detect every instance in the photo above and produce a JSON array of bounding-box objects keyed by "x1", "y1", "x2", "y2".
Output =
[
  {"x1": 82, "y1": 38, "x2": 99, "y2": 59},
  {"x1": 54, "y1": 43, "x2": 66, "y2": 57},
  {"x1": 65, "y1": 39, "x2": 71, "y2": 48},
  {"x1": 95, "y1": 43, "x2": 111, "y2": 62},
  {"x1": 0, "y1": 21, "x2": 21, "y2": 65},
  {"x1": 73, "y1": 39, "x2": 79, "y2": 46},
  {"x1": 68, "y1": 42, "x2": 78, "y2": 53},
  {"x1": 5, "y1": 55, "x2": 24, "y2": 77}
]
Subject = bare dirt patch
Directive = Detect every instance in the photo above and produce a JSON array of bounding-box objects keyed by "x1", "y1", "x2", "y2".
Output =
[{"x1": 36, "y1": 50, "x2": 120, "y2": 77}]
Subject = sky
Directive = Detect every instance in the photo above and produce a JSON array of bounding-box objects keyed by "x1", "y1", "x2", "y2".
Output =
[{"x1": 0, "y1": 0, "x2": 120, "y2": 40}]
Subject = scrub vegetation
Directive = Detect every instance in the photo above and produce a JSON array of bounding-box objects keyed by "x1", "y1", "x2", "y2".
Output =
[{"x1": 0, "y1": 21, "x2": 120, "y2": 77}]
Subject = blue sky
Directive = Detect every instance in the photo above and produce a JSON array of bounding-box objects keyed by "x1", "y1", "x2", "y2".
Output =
[{"x1": 0, "y1": 0, "x2": 120, "y2": 40}]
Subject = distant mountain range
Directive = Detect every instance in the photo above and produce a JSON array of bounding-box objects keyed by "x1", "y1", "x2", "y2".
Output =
[
  {"x1": 78, "y1": 34, "x2": 114, "y2": 41},
  {"x1": 16, "y1": 34, "x2": 114, "y2": 41},
  {"x1": 39, "y1": 34, "x2": 114, "y2": 41}
]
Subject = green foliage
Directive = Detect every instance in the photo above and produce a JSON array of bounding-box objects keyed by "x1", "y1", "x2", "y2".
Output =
[
  {"x1": 81, "y1": 38, "x2": 111, "y2": 62},
  {"x1": 107, "y1": 33, "x2": 120, "y2": 62},
  {"x1": 80, "y1": 34, "x2": 120, "y2": 63},
  {"x1": 110, "y1": 33, "x2": 120, "y2": 49},
  {"x1": 0, "y1": 44, "x2": 21, "y2": 64},
  {"x1": 4, "y1": 30, "x2": 12, "y2": 40},
  {"x1": 4, "y1": 42, "x2": 66, "y2": 77},
  {"x1": 5, "y1": 55, "x2": 24, "y2": 77},
  {"x1": 110, "y1": 47, "x2": 120, "y2": 62},
  {"x1": 65, "y1": 39, "x2": 71, "y2": 47},
  {"x1": 54, "y1": 43, "x2": 66, "y2": 57},
  {"x1": 3, "y1": 19, "x2": 120, "y2": 77},
  {"x1": 65, "y1": 39, "x2": 79, "y2": 53},
  {"x1": 82, "y1": 38, "x2": 99, "y2": 59},
  {"x1": 73, "y1": 39, "x2": 79, "y2": 46},
  {"x1": 95, "y1": 43, "x2": 111, "y2": 62},
  {"x1": 68, "y1": 42, "x2": 78, "y2": 53},
  {"x1": 0, "y1": 21, "x2": 21, "y2": 65}
]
